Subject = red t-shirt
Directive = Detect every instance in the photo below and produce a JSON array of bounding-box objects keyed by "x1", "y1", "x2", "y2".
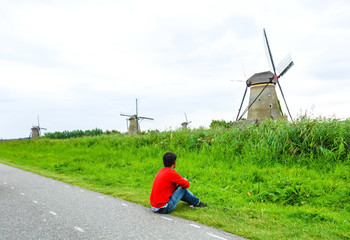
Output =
[{"x1": 150, "y1": 167, "x2": 190, "y2": 208}]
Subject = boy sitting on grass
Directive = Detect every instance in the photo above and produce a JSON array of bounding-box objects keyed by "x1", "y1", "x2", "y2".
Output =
[{"x1": 150, "y1": 152, "x2": 207, "y2": 214}]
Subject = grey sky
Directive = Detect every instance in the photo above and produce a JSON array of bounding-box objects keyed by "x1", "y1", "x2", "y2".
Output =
[{"x1": 1, "y1": 0, "x2": 349, "y2": 139}]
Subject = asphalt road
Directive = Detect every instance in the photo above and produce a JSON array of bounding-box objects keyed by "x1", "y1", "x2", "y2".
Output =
[{"x1": 0, "y1": 163, "x2": 246, "y2": 240}]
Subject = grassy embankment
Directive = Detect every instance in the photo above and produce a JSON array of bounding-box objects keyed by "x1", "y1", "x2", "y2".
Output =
[{"x1": 0, "y1": 118, "x2": 349, "y2": 240}]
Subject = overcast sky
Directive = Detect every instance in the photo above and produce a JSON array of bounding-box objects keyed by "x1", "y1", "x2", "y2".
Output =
[{"x1": 1, "y1": 0, "x2": 349, "y2": 139}]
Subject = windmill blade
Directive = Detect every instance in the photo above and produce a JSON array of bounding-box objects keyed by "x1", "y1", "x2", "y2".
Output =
[
  {"x1": 120, "y1": 113, "x2": 133, "y2": 117},
  {"x1": 135, "y1": 98, "x2": 138, "y2": 117},
  {"x1": 185, "y1": 113, "x2": 188, "y2": 122},
  {"x1": 236, "y1": 85, "x2": 248, "y2": 121},
  {"x1": 230, "y1": 62, "x2": 247, "y2": 83},
  {"x1": 241, "y1": 62, "x2": 247, "y2": 79},
  {"x1": 136, "y1": 119, "x2": 139, "y2": 132},
  {"x1": 238, "y1": 82, "x2": 271, "y2": 121},
  {"x1": 139, "y1": 116, "x2": 154, "y2": 120},
  {"x1": 263, "y1": 28, "x2": 277, "y2": 75},
  {"x1": 41, "y1": 127, "x2": 47, "y2": 130},
  {"x1": 276, "y1": 81, "x2": 293, "y2": 121},
  {"x1": 278, "y1": 61, "x2": 294, "y2": 78},
  {"x1": 277, "y1": 54, "x2": 294, "y2": 78}
]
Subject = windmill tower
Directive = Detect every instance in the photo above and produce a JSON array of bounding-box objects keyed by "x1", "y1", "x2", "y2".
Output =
[
  {"x1": 120, "y1": 99, "x2": 154, "y2": 135},
  {"x1": 30, "y1": 116, "x2": 47, "y2": 139},
  {"x1": 181, "y1": 113, "x2": 192, "y2": 129},
  {"x1": 236, "y1": 29, "x2": 294, "y2": 123}
]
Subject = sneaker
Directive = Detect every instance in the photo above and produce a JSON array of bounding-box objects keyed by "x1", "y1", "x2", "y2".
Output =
[{"x1": 194, "y1": 201, "x2": 207, "y2": 207}]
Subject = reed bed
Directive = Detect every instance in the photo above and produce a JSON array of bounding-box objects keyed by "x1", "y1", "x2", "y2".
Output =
[{"x1": 0, "y1": 117, "x2": 349, "y2": 240}]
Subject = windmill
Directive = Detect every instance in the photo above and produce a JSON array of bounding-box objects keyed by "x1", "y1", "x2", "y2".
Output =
[
  {"x1": 30, "y1": 115, "x2": 47, "y2": 139},
  {"x1": 181, "y1": 113, "x2": 192, "y2": 129},
  {"x1": 235, "y1": 28, "x2": 294, "y2": 123},
  {"x1": 120, "y1": 99, "x2": 154, "y2": 135}
]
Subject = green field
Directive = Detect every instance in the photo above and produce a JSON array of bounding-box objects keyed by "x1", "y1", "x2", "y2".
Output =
[{"x1": 1, "y1": 118, "x2": 349, "y2": 240}]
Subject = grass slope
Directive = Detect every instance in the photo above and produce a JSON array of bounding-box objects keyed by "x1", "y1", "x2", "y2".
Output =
[{"x1": 1, "y1": 118, "x2": 349, "y2": 240}]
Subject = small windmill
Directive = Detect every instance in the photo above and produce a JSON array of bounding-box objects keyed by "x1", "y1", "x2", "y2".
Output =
[
  {"x1": 120, "y1": 99, "x2": 154, "y2": 135},
  {"x1": 181, "y1": 113, "x2": 192, "y2": 129},
  {"x1": 235, "y1": 28, "x2": 294, "y2": 123},
  {"x1": 30, "y1": 115, "x2": 47, "y2": 139}
]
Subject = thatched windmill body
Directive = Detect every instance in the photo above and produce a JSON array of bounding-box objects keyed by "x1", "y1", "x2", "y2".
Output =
[
  {"x1": 236, "y1": 29, "x2": 294, "y2": 123},
  {"x1": 30, "y1": 116, "x2": 47, "y2": 139},
  {"x1": 120, "y1": 99, "x2": 154, "y2": 135}
]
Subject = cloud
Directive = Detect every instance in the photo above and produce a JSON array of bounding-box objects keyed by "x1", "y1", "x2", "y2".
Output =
[{"x1": 0, "y1": 0, "x2": 349, "y2": 139}]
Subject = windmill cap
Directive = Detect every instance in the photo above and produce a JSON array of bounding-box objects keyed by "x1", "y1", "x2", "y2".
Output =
[{"x1": 247, "y1": 71, "x2": 276, "y2": 85}]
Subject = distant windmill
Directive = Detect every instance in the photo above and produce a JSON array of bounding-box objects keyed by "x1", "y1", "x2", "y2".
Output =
[
  {"x1": 120, "y1": 99, "x2": 154, "y2": 135},
  {"x1": 30, "y1": 115, "x2": 47, "y2": 139},
  {"x1": 181, "y1": 113, "x2": 192, "y2": 129},
  {"x1": 235, "y1": 28, "x2": 294, "y2": 123}
]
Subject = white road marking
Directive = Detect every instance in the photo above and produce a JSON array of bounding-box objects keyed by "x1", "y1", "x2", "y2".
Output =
[
  {"x1": 20, "y1": 193, "x2": 25, "y2": 195},
  {"x1": 3, "y1": 182, "x2": 6, "y2": 184},
  {"x1": 190, "y1": 224, "x2": 201, "y2": 228},
  {"x1": 43, "y1": 219, "x2": 46, "y2": 222},
  {"x1": 207, "y1": 232, "x2": 227, "y2": 240},
  {"x1": 98, "y1": 196, "x2": 104, "y2": 199},
  {"x1": 122, "y1": 203, "x2": 128, "y2": 206},
  {"x1": 161, "y1": 217, "x2": 172, "y2": 221},
  {"x1": 49, "y1": 211, "x2": 57, "y2": 216},
  {"x1": 33, "y1": 200, "x2": 38, "y2": 204},
  {"x1": 11, "y1": 187, "x2": 14, "y2": 189},
  {"x1": 80, "y1": 190, "x2": 84, "y2": 192},
  {"x1": 74, "y1": 226, "x2": 84, "y2": 233}
]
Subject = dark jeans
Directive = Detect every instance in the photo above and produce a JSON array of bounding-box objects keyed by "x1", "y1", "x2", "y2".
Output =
[{"x1": 157, "y1": 187, "x2": 199, "y2": 214}]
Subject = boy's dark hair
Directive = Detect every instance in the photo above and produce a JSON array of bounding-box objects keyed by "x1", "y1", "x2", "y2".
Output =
[{"x1": 163, "y1": 152, "x2": 177, "y2": 167}]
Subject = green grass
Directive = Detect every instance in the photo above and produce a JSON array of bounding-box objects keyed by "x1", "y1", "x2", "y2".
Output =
[{"x1": 0, "y1": 117, "x2": 349, "y2": 240}]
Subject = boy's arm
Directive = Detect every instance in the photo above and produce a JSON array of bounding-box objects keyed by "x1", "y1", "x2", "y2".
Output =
[{"x1": 171, "y1": 171, "x2": 190, "y2": 188}]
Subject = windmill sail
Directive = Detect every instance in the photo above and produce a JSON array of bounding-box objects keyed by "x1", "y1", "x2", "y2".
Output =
[
  {"x1": 263, "y1": 28, "x2": 277, "y2": 75},
  {"x1": 277, "y1": 54, "x2": 294, "y2": 77},
  {"x1": 139, "y1": 116, "x2": 154, "y2": 120}
]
